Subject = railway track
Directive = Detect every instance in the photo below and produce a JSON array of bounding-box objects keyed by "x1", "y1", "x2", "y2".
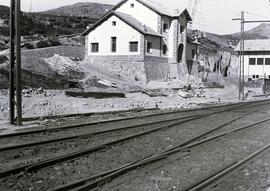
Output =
[
  {"x1": 53, "y1": 115, "x2": 270, "y2": 191},
  {"x1": 0, "y1": 113, "x2": 204, "y2": 150},
  {"x1": 0, "y1": 100, "x2": 263, "y2": 150},
  {"x1": 184, "y1": 143, "x2": 270, "y2": 191},
  {"x1": 0, "y1": 100, "x2": 269, "y2": 191},
  {"x1": 1, "y1": 99, "x2": 265, "y2": 139},
  {"x1": 22, "y1": 107, "x2": 159, "y2": 122},
  {"x1": 0, "y1": 101, "x2": 265, "y2": 147}
]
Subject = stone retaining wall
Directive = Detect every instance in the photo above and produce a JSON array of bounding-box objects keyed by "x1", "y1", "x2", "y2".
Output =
[
  {"x1": 21, "y1": 46, "x2": 85, "y2": 59},
  {"x1": 85, "y1": 55, "x2": 146, "y2": 82},
  {"x1": 145, "y1": 56, "x2": 169, "y2": 81},
  {"x1": 85, "y1": 55, "x2": 169, "y2": 82}
]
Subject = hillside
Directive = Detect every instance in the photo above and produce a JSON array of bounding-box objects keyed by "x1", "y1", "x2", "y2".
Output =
[
  {"x1": 1, "y1": 2, "x2": 270, "y2": 53},
  {"x1": 40, "y1": 2, "x2": 113, "y2": 19},
  {"x1": 0, "y1": 3, "x2": 111, "y2": 51},
  {"x1": 205, "y1": 23, "x2": 270, "y2": 49}
]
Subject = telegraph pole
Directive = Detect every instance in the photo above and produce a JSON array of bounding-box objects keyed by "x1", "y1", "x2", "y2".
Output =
[
  {"x1": 9, "y1": 0, "x2": 22, "y2": 126},
  {"x1": 233, "y1": 11, "x2": 245, "y2": 100},
  {"x1": 240, "y1": 11, "x2": 245, "y2": 100}
]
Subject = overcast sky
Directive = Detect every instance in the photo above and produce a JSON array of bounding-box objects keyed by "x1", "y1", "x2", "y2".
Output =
[{"x1": 1, "y1": 0, "x2": 270, "y2": 34}]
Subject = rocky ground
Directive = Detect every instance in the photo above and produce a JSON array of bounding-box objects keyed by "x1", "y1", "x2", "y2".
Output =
[{"x1": 0, "y1": 84, "x2": 265, "y2": 122}]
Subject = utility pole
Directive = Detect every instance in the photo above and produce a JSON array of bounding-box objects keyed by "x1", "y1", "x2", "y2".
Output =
[
  {"x1": 233, "y1": 11, "x2": 270, "y2": 101},
  {"x1": 30, "y1": 0, "x2": 32, "y2": 13},
  {"x1": 233, "y1": 11, "x2": 245, "y2": 100},
  {"x1": 240, "y1": 11, "x2": 245, "y2": 101},
  {"x1": 9, "y1": 0, "x2": 22, "y2": 126}
]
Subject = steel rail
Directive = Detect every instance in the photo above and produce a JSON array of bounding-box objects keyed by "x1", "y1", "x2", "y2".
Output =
[
  {"x1": 67, "y1": 117, "x2": 270, "y2": 191},
  {"x1": 50, "y1": 110, "x2": 255, "y2": 191},
  {"x1": 1, "y1": 99, "x2": 268, "y2": 139},
  {"x1": 185, "y1": 143, "x2": 270, "y2": 191},
  {"x1": 22, "y1": 107, "x2": 158, "y2": 122},
  {"x1": 0, "y1": 102, "x2": 254, "y2": 179},
  {"x1": 0, "y1": 114, "x2": 205, "y2": 179},
  {"x1": 0, "y1": 114, "x2": 204, "y2": 152}
]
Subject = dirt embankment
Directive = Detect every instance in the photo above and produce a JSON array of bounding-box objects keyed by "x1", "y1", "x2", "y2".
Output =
[{"x1": 0, "y1": 46, "x2": 86, "y2": 89}]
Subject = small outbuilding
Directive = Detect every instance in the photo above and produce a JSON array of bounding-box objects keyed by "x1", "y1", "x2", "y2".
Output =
[{"x1": 235, "y1": 39, "x2": 270, "y2": 81}]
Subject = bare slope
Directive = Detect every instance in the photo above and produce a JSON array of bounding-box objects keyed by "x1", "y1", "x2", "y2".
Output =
[
  {"x1": 206, "y1": 23, "x2": 270, "y2": 48},
  {"x1": 40, "y1": 2, "x2": 113, "y2": 19}
]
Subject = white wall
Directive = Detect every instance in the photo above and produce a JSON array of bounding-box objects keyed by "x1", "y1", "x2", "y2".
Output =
[
  {"x1": 168, "y1": 19, "x2": 177, "y2": 59},
  {"x1": 116, "y1": 0, "x2": 159, "y2": 32},
  {"x1": 87, "y1": 15, "x2": 142, "y2": 56},
  {"x1": 244, "y1": 54, "x2": 270, "y2": 79}
]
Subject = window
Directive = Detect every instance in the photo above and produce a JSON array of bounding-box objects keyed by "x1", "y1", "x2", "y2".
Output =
[
  {"x1": 268, "y1": 75, "x2": 270, "y2": 79},
  {"x1": 129, "y1": 41, "x2": 138, "y2": 52},
  {"x1": 130, "y1": 3, "x2": 134, "y2": 8},
  {"x1": 163, "y1": 45, "x2": 167, "y2": 55},
  {"x1": 147, "y1": 42, "x2": 152, "y2": 53},
  {"x1": 111, "y1": 37, "x2": 117, "y2": 52},
  {"x1": 180, "y1": 25, "x2": 185, "y2": 33},
  {"x1": 265, "y1": 58, "x2": 270, "y2": 65},
  {"x1": 257, "y1": 58, "x2": 264, "y2": 65},
  {"x1": 249, "y1": 58, "x2": 256, "y2": 65},
  {"x1": 163, "y1": 23, "x2": 168, "y2": 33},
  {"x1": 91, "y1": 43, "x2": 99, "y2": 53},
  {"x1": 252, "y1": 75, "x2": 259, "y2": 79},
  {"x1": 112, "y1": 21, "x2": 116, "y2": 26}
]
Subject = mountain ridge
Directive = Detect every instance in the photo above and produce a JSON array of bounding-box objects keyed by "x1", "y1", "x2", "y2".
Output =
[
  {"x1": 39, "y1": 2, "x2": 113, "y2": 19},
  {"x1": 1, "y1": 2, "x2": 270, "y2": 52}
]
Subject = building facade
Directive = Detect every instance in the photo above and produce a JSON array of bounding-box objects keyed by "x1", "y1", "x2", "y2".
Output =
[
  {"x1": 235, "y1": 39, "x2": 270, "y2": 81},
  {"x1": 83, "y1": 0, "x2": 197, "y2": 82}
]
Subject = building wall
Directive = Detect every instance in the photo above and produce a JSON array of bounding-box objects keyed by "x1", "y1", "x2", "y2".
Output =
[
  {"x1": 178, "y1": 13, "x2": 187, "y2": 65},
  {"x1": 244, "y1": 54, "x2": 270, "y2": 80},
  {"x1": 186, "y1": 42, "x2": 198, "y2": 75},
  {"x1": 160, "y1": 16, "x2": 171, "y2": 58},
  {"x1": 171, "y1": 13, "x2": 187, "y2": 64},
  {"x1": 87, "y1": 15, "x2": 142, "y2": 56},
  {"x1": 168, "y1": 19, "x2": 177, "y2": 60},
  {"x1": 145, "y1": 35, "x2": 161, "y2": 57},
  {"x1": 116, "y1": 0, "x2": 159, "y2": 32},
  {"x1": 186, "y1": 42, "x2": 197, "y2": 61}
]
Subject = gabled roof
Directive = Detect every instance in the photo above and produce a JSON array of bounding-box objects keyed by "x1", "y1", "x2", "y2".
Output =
[
  {"x1": 113, "y1": 0, "x2": 192, "y2": 20},
  {"x1": 234, "y1": 39, "x2": 270, "y2": 52},
  {"x1": 82, "y1": 11, "x2": 162, "y2": 37}
]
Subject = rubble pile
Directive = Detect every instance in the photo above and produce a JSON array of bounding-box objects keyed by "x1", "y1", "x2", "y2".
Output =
[
  {"x1": 44, "y1": 54, "x2": 85, "y2": 82},
  {"x1": 178, "y1": 86, "x2": 206, "y2": 99},
  {"x1": 21, "y1": 87, "x2": 56, "y2": 98}
]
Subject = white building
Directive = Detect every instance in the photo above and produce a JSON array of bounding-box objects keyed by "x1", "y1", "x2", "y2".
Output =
[
  {"x1": 82, "y1": 0, "x2": 198, "y2": 82},
  {"x1": 235, "y1": 39, "x2": 270, "y2": 81}
]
